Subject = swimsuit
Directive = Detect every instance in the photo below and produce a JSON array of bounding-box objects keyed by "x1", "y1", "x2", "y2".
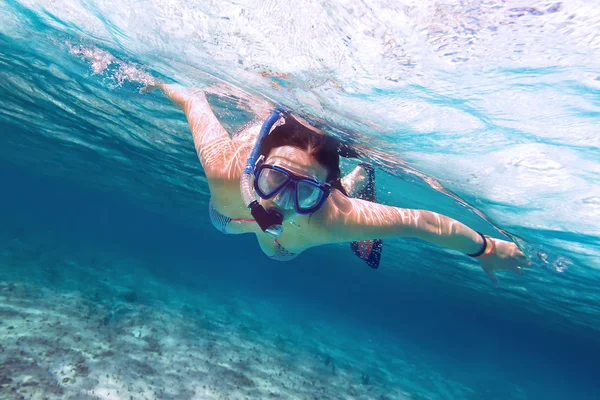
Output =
[{"x1": 208, "y1": 202, "x2": 298, "y2": 261}]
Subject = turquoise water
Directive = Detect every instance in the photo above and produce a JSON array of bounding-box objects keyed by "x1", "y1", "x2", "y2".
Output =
[{"x1": 1, "y1": 0, "x2": 600, "y2": 399}]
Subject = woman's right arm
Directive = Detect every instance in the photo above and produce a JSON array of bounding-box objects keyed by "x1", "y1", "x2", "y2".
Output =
[{"x1": 143, "y1": 83, "x2": 238, "y2": 180}]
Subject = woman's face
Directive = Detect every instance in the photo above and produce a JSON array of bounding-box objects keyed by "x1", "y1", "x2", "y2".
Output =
[{"x1": 260, "y1": 145, "x2": 329, "y2": 218}]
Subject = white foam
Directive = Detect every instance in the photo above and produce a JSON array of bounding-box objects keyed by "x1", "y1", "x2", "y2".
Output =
[{"x1": 403, "y1": 143, "x2": 600, "y2": 239}]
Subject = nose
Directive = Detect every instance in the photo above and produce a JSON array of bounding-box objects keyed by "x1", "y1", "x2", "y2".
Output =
[{"x1": 271, "y1": 186, "x2": 294, "y2": 210}]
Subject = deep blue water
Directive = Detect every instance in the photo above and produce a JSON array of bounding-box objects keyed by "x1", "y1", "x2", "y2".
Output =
[
  {"x1": 2, "y1": 151, "x2": 599, "y2": 399},
  {"x1": 2, "y1": 1, "x2": 600, "y2": 399}
]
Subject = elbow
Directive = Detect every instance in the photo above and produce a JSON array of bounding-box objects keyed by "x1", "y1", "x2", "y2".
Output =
[{"x1": 412, "y1": 211, "x2": 444, "y2": 241}]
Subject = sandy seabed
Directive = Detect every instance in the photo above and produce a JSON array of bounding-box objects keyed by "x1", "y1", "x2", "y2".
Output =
[
  {"x1": 0, "y1": 281, "x2": 425, "y2": 400},
  {"x1": 0, "y1": 237, "x2": 486, "y2": 400}
]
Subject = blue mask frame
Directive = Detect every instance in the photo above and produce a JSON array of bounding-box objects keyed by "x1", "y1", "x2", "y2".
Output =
[{"x1": 254, "y1": 164, "x2": 331, "y2": 214}]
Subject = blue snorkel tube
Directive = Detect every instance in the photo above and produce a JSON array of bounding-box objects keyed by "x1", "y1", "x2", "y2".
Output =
[{"x1": 240, "y1": 107, "x2": 286, "y2": 238}]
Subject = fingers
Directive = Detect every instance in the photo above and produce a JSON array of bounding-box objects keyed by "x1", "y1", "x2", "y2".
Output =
[
  {"x1": 140, "y1": 82, "x2": 162, "y2": 94},
  {"x1": 505, "y1": 259, "x2": 525, "y2": 275},
  {"x1": 512, "y1": 246, "x2": 532, "y2": 269},
  {"x1": 485, "y1": 269, "x2": 499, "y2": 287},
  {"x1": 517, "y1": 256, "x2": 533, "y2": 269}
]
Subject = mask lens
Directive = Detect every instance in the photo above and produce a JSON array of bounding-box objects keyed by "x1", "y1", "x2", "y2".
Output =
[
  {"x1": 257, "y1": 167, "x2": 289, "y2": 197},
  {"x1": 297, "y1": 181, "x2": 324, "y2": 210},
  {"x1": 272, "y1": 188, "x2": 295, "y2": 210}
]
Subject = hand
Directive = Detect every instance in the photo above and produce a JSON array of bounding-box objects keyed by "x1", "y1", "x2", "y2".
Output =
[
  {"x1": 204, "y1": 83, "x2": 273, "y2": 118},
  {"x1": 478, "y1": 238, "x2": 531, "y2": 287},
  {"x1": 140, "y1": 80, "x2": 164, "y2": 94}
]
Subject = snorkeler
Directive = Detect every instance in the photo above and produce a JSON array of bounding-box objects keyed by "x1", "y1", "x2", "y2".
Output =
[{"x1": 142, "y1": 82, "x2": 530, "y2": 285}]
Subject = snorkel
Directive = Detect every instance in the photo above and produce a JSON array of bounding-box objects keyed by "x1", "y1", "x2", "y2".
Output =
[{"x1": 240, "y1": 107, "x2": 286, "y2": 238}]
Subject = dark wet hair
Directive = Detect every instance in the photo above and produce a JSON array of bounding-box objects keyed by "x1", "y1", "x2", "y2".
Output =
[{"x1": 259, "y1": 116, "x2": 359, "y2": 195}]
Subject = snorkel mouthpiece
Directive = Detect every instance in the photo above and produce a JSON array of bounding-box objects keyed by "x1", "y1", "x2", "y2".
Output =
[
  {"x1": 248, "y1": 201, "x2": 284, "y2": 238},
  {"x1": 240, "y1": 107, "x2": 287, "y2": 238}
]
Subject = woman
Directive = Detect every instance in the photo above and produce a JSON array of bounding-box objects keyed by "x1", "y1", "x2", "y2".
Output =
[{"x1": 142, "y1": 82, "x2": 530, "y2": 286}]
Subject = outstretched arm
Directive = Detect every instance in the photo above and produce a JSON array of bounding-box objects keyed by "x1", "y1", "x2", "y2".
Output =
[
  {"x1": 142, "y1": 83, "x2": 240, "y2": 181},
  {"x1": 317, "y1": 190, "x2": 529, "y2": 285}
]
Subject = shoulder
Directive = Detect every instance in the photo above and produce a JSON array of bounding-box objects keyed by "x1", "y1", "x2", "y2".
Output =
[
  {"x1": 203, "y1": 121, "x2": 258, "y2": 182},
  {"x1": 301, "y1": 190, "x2": 354, "y2": 243},
  {"x1": 207, "y1": 140, "x2": 250, "y2": 182},
  {"x1": 303, "y1": 189, "x2": 417, "y2": 245}
]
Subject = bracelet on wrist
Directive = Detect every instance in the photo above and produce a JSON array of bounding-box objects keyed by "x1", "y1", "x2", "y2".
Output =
[{"x1": 467, "y1": 232, "x2": 488, "y2": 257}]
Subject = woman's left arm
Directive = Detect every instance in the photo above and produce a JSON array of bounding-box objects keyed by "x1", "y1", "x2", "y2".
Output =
[{"x1": 315, "y1": 191, "x2": 530, "y2": 285}]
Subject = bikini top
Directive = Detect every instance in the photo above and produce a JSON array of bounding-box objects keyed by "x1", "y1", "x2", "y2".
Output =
[{"x1": 208, "y1": 202, "x2": 298, "y2": 261}]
